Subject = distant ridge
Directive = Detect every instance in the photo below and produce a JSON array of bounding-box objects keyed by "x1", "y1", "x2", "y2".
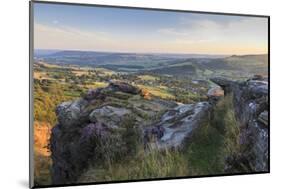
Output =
[
  {"x1": 227, "y1": 54, "x2": 268, "y2": 63},
  {"x1": 229, "y1": 54, "x2": 268, "y2": 59},
  {"x1": 35, "y1": 49, "x2": 227, "y2": 59}
]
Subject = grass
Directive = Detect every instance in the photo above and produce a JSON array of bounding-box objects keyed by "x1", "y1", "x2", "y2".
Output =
[
  {"x1": 37, "y1": 62, "x2": 62, "y2": 68},
  {"x1": 95, "y1": 68, "x2": 116, "y2": 76},
  {"x1": 185, "y1": 94, "x2": 240, "y2": 175},
  {"x1": 84, "y1": 81, "x2": 108, "y2": 89},
  {"x1": 34, "y1": 152, "x2": 52, "y2": 186},
  {"x1": 72, "y1": 70, "x2": 89, "y2": 76},
  {"x1": 138, "y1": 75, "x2": 158, "y2": 81},
  {"x1": 137, "y1": 84, "x2": 175, "y2": 99},
  {"x1": 34, "y1": 71, "x2": 53, "y2": 80},
  {"x1": 79, "y1": 149, "x2": 189, "y2": 182},
  {"x1": 184, "y1": 122, "x2": 225, "y2": 175},
  {"x1": 203, "y1": 69, "x2": 214, "y2": 76}
]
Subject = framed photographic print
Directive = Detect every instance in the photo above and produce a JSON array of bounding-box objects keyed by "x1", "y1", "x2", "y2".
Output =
[{"x1": 29, "y1": 1, "x2": 270, "y2": 188}]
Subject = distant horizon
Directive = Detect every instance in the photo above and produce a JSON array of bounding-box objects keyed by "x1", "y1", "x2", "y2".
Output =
[
  {"x1": 34, "y1": 48, "x2": 268, "y2": 57},
  {"x1": 34, "y1": 3, "x2": 268, "y2": 55}
]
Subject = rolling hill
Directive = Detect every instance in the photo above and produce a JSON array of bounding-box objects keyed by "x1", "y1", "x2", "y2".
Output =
[{"x1": 34, "y1": 50, "x2": 268, "y2": 78}]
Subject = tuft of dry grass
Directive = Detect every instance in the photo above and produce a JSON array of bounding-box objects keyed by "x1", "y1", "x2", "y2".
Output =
[
  {"x1": 34, "y1": 153, "x2": 52, "y2": 186},
  {"x1": 79, "y1": 148, "x2": 189, "y2": 182}
]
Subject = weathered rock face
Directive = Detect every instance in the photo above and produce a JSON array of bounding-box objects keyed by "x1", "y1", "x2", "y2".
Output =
[
  {"x1": 89, "y1": 106, "x2": 131, "y2": 129},
  {"x1": 50, "y1": 81, "x2": 214, "y2": 184},
  {"x1": 144, "y1": 102, "x2": 212, "y2": 150},
  {"x1": 211, "y1": 76, "x2": 269, "y2": 172},
  {"x1": 56, "y1": 99, "x2": 89, "y2": 129}
]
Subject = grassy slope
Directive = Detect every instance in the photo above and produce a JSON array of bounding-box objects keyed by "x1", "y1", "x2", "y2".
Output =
[
  {"x1": 186, "y1": 95, "x2": 240, "y2": 175},
  {"x1": 224, "y1": 54, "x2": 268, "y2": 76}
]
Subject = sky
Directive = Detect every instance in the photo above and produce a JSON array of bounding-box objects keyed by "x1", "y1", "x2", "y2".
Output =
[{"x1": 33, "y1": 2, "x2": 268, "y2": 55}]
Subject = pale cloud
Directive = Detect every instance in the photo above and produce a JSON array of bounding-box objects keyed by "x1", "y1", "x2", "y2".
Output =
[
  {"x1": 52, "y1": 20, "x2": 59, "y2": 24},
  {"x1": 34, "y1": 23, "x2": 166, "y2": 53},
  {"x1": 157, "y1": 17, "x2": 267, "y2": 54},
  {"x1": 34, "y1": 23, "x2": 116, "y2": 51}
]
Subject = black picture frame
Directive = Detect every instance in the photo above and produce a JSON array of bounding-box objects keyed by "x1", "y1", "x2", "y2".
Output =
[{"x1": 29, "y1": 1, "x2": 270, "y2": 188}]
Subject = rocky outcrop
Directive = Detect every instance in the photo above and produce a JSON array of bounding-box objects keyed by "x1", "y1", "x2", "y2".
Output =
[
  {"x1": 50, "y1": 77, "x2": 269, "y2": 184},
  {"x1": 50, "y1": 81, "x2": 214, "y2": 184},
  {"x1": 210, "y1": 77, "x2": 234, "y2": 94},
  {"x1": 207, "y1": 86, "x2": 224, "y2": 104},
  {"x1": 211, "y1": 76, "x2": 269, "y2": 172},
  {"x1": 107, "y1": 81, "x2": 141, "y2": 94}
]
